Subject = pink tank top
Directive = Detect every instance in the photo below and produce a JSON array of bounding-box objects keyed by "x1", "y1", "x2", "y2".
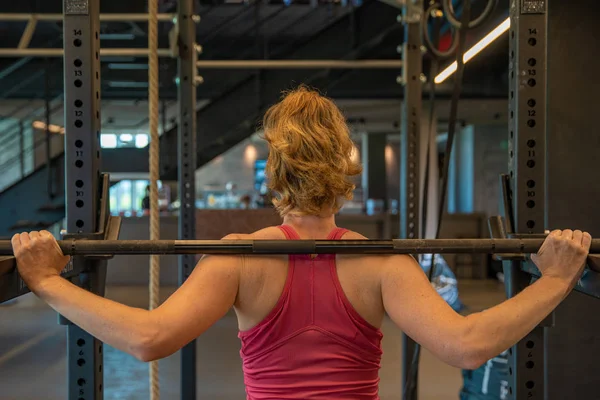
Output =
[{"x1": 239, "y1": 225, "x2": 383, "y2": 400}]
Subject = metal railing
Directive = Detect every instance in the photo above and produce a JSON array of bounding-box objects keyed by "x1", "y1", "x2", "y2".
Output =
[{"x1": 0, "y1": 97, "x2": 64, "y2": 193}]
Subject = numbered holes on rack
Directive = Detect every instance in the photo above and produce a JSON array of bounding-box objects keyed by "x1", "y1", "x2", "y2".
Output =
[
  {"x1": 526, "y1": 381, "x2": 535, "y2": 389},
  {"x1": 527, "y1": 220, "x2": 535, "y2": 229}
]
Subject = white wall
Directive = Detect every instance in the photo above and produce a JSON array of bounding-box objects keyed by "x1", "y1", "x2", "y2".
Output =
[
  {"x1": 195, "y1": 136, "x2": 269, "y2": 193},
  {"x1": 420, "y1": 114, "x2": 439, "y2": 239},
  {"x1": 448, "y1": 123, "x2": 508, "y2": 219},
  {"x1": 473, "y1": 124, "x2": 508, "y2": 218}
]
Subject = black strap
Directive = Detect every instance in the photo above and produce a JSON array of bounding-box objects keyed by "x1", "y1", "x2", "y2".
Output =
[
  {"x1": 420, "y1": 14, "x2": 442, "y2": 238},
  {"x1": 403, "y1": 1, "x2": 471, "y2": 399},
  {"x1": 434, "y1": 0, "x2": 471, "y2": 245}
]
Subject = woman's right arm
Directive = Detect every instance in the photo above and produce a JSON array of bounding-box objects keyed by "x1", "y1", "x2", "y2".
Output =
[{"x1": 381, "y1": 229, "x2": 591, "y2": 370}]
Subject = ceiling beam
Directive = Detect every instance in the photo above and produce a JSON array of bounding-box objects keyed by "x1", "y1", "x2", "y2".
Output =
[{"x1": 0, "y1": 13, "x2": 177, "y2": 21}]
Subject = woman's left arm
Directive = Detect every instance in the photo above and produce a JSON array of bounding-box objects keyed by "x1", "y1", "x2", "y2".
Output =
[{"x1": 12, "y1": 231, "x2": 241, "y2": 362}]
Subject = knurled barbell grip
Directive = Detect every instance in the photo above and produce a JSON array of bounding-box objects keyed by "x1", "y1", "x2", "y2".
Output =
[
  {"x1": 392, "y1": 238, "x2": 547, "y2": 254},
  {"x1": 70, "y1": 240, "x2": 176, "y2": 255}
]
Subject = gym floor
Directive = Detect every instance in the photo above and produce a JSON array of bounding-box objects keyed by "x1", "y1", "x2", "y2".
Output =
[{"x1": 0, "y1": 280, "x2": 505, "y2": 400}]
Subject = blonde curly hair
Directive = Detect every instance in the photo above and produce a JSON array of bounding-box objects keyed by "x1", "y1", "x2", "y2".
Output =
[{"x1": 263, "y1": 86, "x2": 362, "y2": 216}]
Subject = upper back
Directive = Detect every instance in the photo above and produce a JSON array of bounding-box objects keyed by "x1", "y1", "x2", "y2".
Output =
[
  {"x1": 234, "y1": 224, "x2": 386, "y2": 399},
  {"x1": 233, "y1": 226, "x2": 386, "y2": 332}
]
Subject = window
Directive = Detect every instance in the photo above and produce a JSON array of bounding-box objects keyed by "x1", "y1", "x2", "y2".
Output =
[
  {"x1": 120, "y1": 133, "x2": 134, "y2": 143},
  {"x1": 109, "y1": 179, "x2": 164, "y2": 216},
  {"x1": 101, "y1": 133, "x2": 149, "y2": 149},
  {"x1": 118, "y1": 180, "x2": 132, "y2": 212},
  {"x1": 135, "y1": 134, "x2": 149, "y2": 148},
  {"x1": 134, "y1": 180, "x2": 149, "y2": 211},
  {"x1": 100, "y1": 134, "x2": 117, "y2": 148}
]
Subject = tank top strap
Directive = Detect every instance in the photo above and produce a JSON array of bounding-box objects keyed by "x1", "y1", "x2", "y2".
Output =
[
  {"x1": 327, "y1": 227, "x2": 349, "y2": 240},
  {"x1": 280, "y1": 225, "x2": 348, "y2": 241},
  {"x1": 278, "y1": 225, "x2": 301, "y2": 240}
]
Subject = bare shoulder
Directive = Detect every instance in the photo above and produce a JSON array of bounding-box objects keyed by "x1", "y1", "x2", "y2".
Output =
[
  {"x1": 339, "y1": 230, "x2": 369, "y2": 240},
  {"x1": 220, "y1": 227, "x2": 287, "y2": 270},
  {"x1": 221, "y1": 226, "x2": 285, "y2": 240},
  {"x1": 337, "y1": 230, "x2": 418, "y2": 275},
  {"x1": 338, "y1": 253, "x2": 416, "y2": 273},
  {"x1": 342, "y1": 231, "x2": 414, "y2": 266}
]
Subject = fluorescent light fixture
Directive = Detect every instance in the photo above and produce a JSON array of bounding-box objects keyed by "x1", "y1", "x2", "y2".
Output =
[
  {"x1": 435, "y1": 17, "x2": 511, "y2": 84},
  {"x1": 32, "y1": 121, "x2": 65, "y2": 134},
  {"x1": 100, "y1": 134, "x2": 118, "y2": 148},
  {"x1": 135, "y1": 134, "x2": 149, "y2": 148},
  {"x1": 120, "y1": 133, "x2": 133, "y2": 142}
]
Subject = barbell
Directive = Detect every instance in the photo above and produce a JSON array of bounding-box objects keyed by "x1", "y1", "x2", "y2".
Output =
[{"x1": 0, "y1": 238, "x2": 598, "y2": 256}]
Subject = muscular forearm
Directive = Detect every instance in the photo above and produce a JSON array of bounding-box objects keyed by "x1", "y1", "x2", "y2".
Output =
[
  {"x1": 463, "y1": 275, "x2": 570, "y2": 366},
  {"x1": 34, "y1": 276, "x2": 160, "y2": 361}
]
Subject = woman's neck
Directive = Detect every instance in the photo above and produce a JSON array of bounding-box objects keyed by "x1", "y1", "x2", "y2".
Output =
[{"x1": 282, "y1": 211, "x2": 337, "y2": 238}]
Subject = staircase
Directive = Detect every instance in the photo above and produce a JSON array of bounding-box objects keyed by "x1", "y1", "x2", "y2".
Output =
[
  {"x1": 0, "y1": 0, "x2": 400, "y2": 236},
  {"x1": 0, "y1": 98, "x2": 66, "y2": 238},
  {"x1": 0, "y1": 153, "x2": 65, "y2": 238},
  {"x1": 159, "y1": 0, "x2": 401, "y2": 179}
]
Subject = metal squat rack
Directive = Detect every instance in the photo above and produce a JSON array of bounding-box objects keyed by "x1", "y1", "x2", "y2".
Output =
[{"x1": 1, "y1": 0, "x2": 600, "y2": 400}]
